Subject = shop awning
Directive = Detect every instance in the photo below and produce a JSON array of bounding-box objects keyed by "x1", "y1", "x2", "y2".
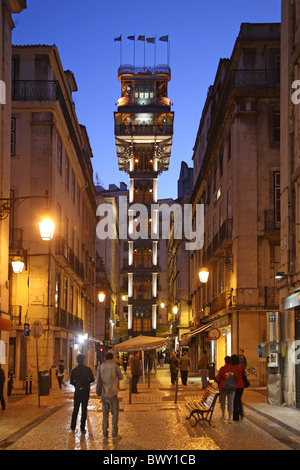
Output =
[
  {"x1": 112, "y1": 334, "x2": 168, "y2": 352},
  {"x1": 186, "y1": 321, "x2": 214, "y2": 339},
  {"x1": 283, "y1": 292, "x2": 300, "y2": 310}
]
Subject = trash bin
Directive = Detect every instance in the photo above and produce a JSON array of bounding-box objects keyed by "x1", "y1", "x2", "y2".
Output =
[
  {"x1": 38, "y1": 370, "x2": 50, "y2": 396},
  {"x1": 208, "y1": 363, "x2": 216, "y2": 381}
]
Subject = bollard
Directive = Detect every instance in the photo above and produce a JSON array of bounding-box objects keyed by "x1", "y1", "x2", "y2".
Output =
[
  {"x1": 174, "y1": 376, "x2": 178, "y2": 403},
  {"x1": 148, "y1": 370, "x2": 151, "y2": 389},
  {"x1": 129, "y1": 377, "x2": 132, "y2": 404},
  {"x1": 25, "y1": 375, "x2": 28, "y2": 395},
  {"x1": 29, "y1": 375, "x2": 33, "y2": 394}
]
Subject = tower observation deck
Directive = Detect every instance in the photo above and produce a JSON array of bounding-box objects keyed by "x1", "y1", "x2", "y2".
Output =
[{"x1": 114, "y1": 64, "x2": 174, "y2": 337}]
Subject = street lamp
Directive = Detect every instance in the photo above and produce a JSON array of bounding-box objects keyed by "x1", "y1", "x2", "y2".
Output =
[
  {"x1": 199, "y1": 267, "x2": 209, "y2": 284},
  {"x1": 172, "y1": 304, "x2": 178, "y2": 314},
  {"x1": 38, "y1": 213, "x2": 55, "y2": 240},
  {"x1": 11, "y1": 253, "x2": 25, "y2": 274},
  {"x1": 98, "y1": 292, "x2": 106, "y2": 303}
]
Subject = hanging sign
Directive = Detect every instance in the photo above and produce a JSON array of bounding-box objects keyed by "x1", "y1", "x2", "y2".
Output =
[{"x1": 208, "y1": 328, "x2": 221, "y2": 341}]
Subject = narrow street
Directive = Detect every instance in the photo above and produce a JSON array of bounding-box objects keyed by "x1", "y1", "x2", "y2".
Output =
[{"x1": 1, "y1": 366, "x2": 300, "y2": 453}]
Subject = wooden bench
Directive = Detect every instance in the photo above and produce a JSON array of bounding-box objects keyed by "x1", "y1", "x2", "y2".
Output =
[{"x1": 185, "y1": 386, "x2": 219, "y2": 427}]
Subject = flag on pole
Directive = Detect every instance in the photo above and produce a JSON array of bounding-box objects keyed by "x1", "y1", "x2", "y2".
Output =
[
  {"x1": 114, "y1": 36, "x2": 122, "y2": 42},
  {"x1": 159, "y1": 35, "x2": 169, "y2": 42},
  {"x1": 146, "y1": 37, "x2": 155, "y2": 44},
  {"x1": 138, "y1": 35, "x2": 145, "y2": 41},
  {"x1": 127, "y1": 35, "x2": 135, "y2": 40}
]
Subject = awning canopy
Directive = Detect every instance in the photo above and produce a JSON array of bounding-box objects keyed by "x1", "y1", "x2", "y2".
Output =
[
  {"x1": 184, "y1": 321, "x2": 214, "y2": 340},
  {"x1": 112, "y1": 334, "x2": 168, "y2": 352}
]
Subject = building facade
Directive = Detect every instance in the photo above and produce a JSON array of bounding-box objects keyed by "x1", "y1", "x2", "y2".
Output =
[
  {"x1": 189, "y1": 23, "x2": 281, "y2": 386},
  {"x1": 9, "y1": 45, "x2": 97, "y2": 385},
  {"x1": 280, "y1": 0, "x2": 300, "y2": 408},
  {"x1": 0, "y1": 0, "x2": 26, "y2": 386},
  {"x1": 114, "y1": 64, "x2": 174, "y2": 337}
]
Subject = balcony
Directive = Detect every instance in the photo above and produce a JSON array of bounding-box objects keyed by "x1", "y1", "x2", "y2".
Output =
[
  {"x1": 12, "y1": 80, "x2": 94, "y2": 187},
  {"x1": 118, "y1": 64, "x2": 171, "y2": 77},
  {"x1": 117, "y1": 96, "x2": 171, "y2": 109},
  {"x1": 205, "y1": 219, "x2": 233, "y2": 263},
  {"x1": 55, "y1": 236, "x2": 84, "y2": 281},
  {"x1": 9, "y1": 305, "x2": 22, "y2": 326},
  {"x1": 264, "y1": 210, "x2": 280, "y2": 232},
  {"x1": 206, "y1": 290, "x2": 231, "y2": 316},
  {"x1": 115, "y1": 123, "x2": 173, "y2": 137},
  {"x1": 55, "y1": 308, "x2": 83, "y2": 333}
]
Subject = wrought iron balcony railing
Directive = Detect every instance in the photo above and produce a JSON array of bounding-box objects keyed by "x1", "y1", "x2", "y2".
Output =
[{"x1": 115, "y1": 124, "x2": 173, "y2": 136}]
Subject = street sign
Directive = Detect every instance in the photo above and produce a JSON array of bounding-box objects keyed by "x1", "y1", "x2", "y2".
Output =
[
  {"x1": 208, "y1": 328, "x2": 221, "y2": 341},
  {"x1": 31, "y1": 321, "x2": 43, "y2": 339},
  {"x1": 24, "y1": 323, "x2": 30, "y2": 337}
]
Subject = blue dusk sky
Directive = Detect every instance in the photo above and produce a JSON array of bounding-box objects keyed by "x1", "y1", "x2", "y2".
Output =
[{"x1": 12, "y1": 0, "x2": 281, "y2": 200}]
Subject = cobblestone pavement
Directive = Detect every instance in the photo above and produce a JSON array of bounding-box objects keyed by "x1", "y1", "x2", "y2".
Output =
[{"x1": 0, "y1": 366, "x2": 300, "y2": 453}]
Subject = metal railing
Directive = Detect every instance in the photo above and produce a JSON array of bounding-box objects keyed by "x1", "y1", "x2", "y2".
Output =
[{"x1": 115, "y1": 124, "x2": 173, "y2": 136}]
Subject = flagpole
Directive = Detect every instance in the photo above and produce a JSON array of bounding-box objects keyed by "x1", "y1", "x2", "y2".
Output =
[
  {"x1": 155, "y1": 35, "x2": 156, "y2": 67},
  {"x1": 120, "y1": 34, "x2": 122, "y2": 65},
  {"x1": 134, "y1": 35, "x2": 136, "y2": 67},
  {"x1": 144, "y1": 35, "x2": 146, "y2": 68},
  {"x1": 168, "y1": 39, "x2": 170, "y2": 67}
]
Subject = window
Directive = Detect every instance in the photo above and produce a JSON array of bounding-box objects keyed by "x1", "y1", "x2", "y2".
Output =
[
  {"x1": 11, "y1": 118, "x2": 16, "y2": 156},
  {"x1": 274, "y1": 171, "x2": 280, "y2": 225},
  {"x1": 227, "y1": 187, "x2": 232, "y2": 220},
  {"x1": 56, "y1": 202, "x2": 61, "y2": 236},
  {"x1": 273, "y1": 113, "x2": 280, "y2": 144},
  {"x1": 71, "y1": 171, "x2": 75, "y2": 203},
  {"x1": 227, "y1": 131, "x2": 231, "y2": 162},
  {"x1": 275, "y1": 55, "x2": 280, "y2": 86},
  {"x1": 219, "y1": 149, "x2": 223, "y2": 178},
  {"x1": 65, "y1": 155, "x2": 70, "y2": 190},
  {"x1": 57, "y1": 136, "x2": 62, "y2": 176},
  {"x1": 63, "y1": 278, "x2": 68, "y2": 310},
  {"x1": 55, "y1": 272, "x2": 60, "y2": 309}
]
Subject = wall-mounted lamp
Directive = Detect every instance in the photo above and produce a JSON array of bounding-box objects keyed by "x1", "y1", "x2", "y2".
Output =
[
  {"x1": 98, "y1": 292, "x2": 106, "y2": 302},
  {"x1": 11, "y1": 253, "x2": 25, "y2": 274},
  {"x1": 38, "y1": 213, "x2": 55, "y2": 240},
  {"x1": 198, "y1": 267, "x2": 209, "y2": 284},
  {"x1": 0, "y1": 191, "x2": 55, "y2": 240},
  {"x1": 275, "y1": 272, "x2": 291, "y2": 280}
]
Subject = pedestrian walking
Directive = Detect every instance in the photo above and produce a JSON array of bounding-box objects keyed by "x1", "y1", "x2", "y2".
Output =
[
  {"x1": 231, "y1": 354, "x2": 245, "y2": 421},
  {"x1": 169, "y1": 352, "x2": 179, "y2": 385},
  {"x1": 56, "y1": 359, "x2": 66, "y2": 389},
  {"x1": 179, "y1": 351, "x2": 191, "y2": 386},
  {"x1": 130, "y1": 351, "x2": 142, "y2": 393},
  {"x1": 122, "y1": 352, "x2": 128, "y2": 373},
  {"x1": 197, "y1": 350, "x2": 209, "y2": 389},
  {"x1": 216, "y1": 356, "x2": 236, "y2": 424},
  {"x1": 0, "y1": 364, "x2": 6, "y2": 411},
  {"x1": 239, "y1": 349, "x2": 247, "y2": 370},
  {"x1": 97, "y1": 352, "x2": 123, "y2": 441},
  {"x1": 70, "y1": 354, "x2": 94, "y2": 433}
]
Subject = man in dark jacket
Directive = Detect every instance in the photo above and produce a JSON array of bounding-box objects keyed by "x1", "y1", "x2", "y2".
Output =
[
  {"x1": 70, "y1": 354, "x2": 94, "y2": 433},
  {"x1": 130, "y1": 351, "x2": 142, "y2": 393}
]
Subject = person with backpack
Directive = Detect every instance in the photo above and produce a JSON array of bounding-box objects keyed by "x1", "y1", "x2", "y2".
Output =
[{"x1": 216, "y1": 356, "x2": 236, "y2": 424}]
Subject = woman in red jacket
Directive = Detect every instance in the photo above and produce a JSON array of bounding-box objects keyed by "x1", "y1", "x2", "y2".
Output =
[
  {"x1": 216, "y1": 356, "x2": 235, "y2": 424},
  {"x1": 231, "y1": 354, "x2": 245, "y2": 421}
]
